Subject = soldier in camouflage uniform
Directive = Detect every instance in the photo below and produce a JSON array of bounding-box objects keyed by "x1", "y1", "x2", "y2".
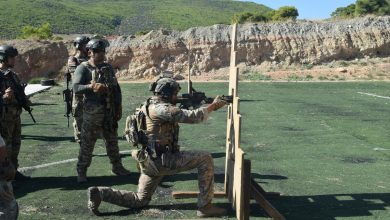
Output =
[
  {"x1": 0, "y1": 134, "x2": 18, "y2": 220},
  {"x1": 73, "y1": 39, "x2": 130, "y2": 183},
  {"x1": 0, "y1": 45, "x2": 30, "y2": 181},
  {"x1": 87, "y1": 78, "x2": 227, "y2": 217},
  {"x1": 67, "y1": 36, "x2": 90, "y2": 143}
]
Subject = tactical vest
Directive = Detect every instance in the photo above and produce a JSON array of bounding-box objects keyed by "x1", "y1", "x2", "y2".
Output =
[
  {"x1": 81, "y1": 62, "x2": 119, "y2": 103},
  {"x1": 145, "y1": 98, "x2": 180, "y2": 155}
]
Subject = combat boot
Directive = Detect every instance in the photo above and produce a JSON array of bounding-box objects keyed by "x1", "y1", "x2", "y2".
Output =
[
  {"x1": 197, "y1": 203, "x2": 227, "y2": 218},
  {"x1": 112, "y1": 164, "x2": 131, "y2": 176},
  {"x1": 77, "y1": 170, "x2": 87, "y2": 183},
  {"x1": 87, "y1": 187, "x2": 101, "y2": 215}
]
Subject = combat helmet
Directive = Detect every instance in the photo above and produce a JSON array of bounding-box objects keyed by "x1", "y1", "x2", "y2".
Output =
[
  {"x1": 86, "y1": 39, "x2": 108, "y2": 52},
  {"x1": 73, "y1": 36, "x2": 90, "y2": 49},
  {"x1": 0, "y1": 45, "x2": 18, "y2": 62},
  {"x1": 151, "y1": 77, "x2": 181, "y2": 100}
]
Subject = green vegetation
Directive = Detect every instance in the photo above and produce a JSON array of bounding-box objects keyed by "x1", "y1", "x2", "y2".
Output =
[
  {"x1": 19, "y1": 23, "x2": 53, "y2": 40},
  {"x1": 17, "y1": 82, "x2": 390, "y2": 219},
  {"x1": 0, "y1": 0, "x2": 271, "y2": 39},
  {"x1": 233, "y1": 6, "x2": 299, "y2": 24},
  {"x1": 331, "y1": 0, "x2": 390, "y2": 18}
]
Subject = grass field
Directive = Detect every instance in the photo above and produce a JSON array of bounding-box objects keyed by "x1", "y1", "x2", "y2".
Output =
[{"x1": 16, "y1": 82, "x2": 390, "y2": 219}]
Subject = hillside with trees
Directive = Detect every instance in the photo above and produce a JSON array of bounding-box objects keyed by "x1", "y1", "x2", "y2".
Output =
[{"x1": 0, "y1": 0, "x2": 271, "y2": 39}]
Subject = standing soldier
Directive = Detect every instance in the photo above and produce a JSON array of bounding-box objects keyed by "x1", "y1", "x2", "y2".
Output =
[
  {"x1": 0, "y1": 45, "x2": 30, "y2": 181},
  {"x1": 87, "y1": 78, "x2": 227, "y2": 217},
  {"x1": 73, "y1": 39, "x2": 130, "y2": 183},
  {"x1": 67, "y1": 36, "x2": 90, "y2": 143},
  {"x1": 0, "y1": 134, "x2": 18, "y2": 219}
]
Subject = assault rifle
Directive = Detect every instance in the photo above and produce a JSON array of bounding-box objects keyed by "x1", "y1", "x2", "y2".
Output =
[
  {"x1": 3, "y1": 70, "x2": 36, "y2": 123},
  {"x1": 63, "y1": 70, "x2": 72, "y2": 127},
  {"x1": 177, "y1": 45, "x2": 232, "y2": 109}
]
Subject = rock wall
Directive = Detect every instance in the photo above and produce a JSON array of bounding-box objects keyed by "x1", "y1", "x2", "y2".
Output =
[{"x1": 5, "y1": 16, "x2": 390, "y2": 81}]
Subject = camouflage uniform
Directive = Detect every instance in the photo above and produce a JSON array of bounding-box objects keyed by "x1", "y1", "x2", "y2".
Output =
[
  {"x1": 67, "y1": 55, "x2": 88, "y2": 143},
  {"x1": 0, "y1": 135, "x2": 18, "y2": 220},
  {"x1": 0, "y1": 69, "x2": 23, "y2": 169},
  {"x1": 94, "y1": 96, "x2": 215, "y2": 209},
  {"x1": 73, "y1": 61, "x2": 125, "y2": 177}
]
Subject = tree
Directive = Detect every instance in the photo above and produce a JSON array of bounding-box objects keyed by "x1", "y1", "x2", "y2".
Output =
[
  {"x1": 331, "y1": 4, "x2": 356, "y2": 17},
  {"x1": 232, "y1": 12, "x2": 268, "y2": 24},
  {"x1": 355, "y1": 0, "x2": 388, "y2": 15},
  {"x1": 272, "y1": 6, "x2": 299, "y2": 21}
]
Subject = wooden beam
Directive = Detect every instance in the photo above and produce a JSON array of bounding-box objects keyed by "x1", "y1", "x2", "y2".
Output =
[
  {"x1": 251, "y1": 182, "x2": 285, "y2": 220},
  {"x1": 172, "y1": 191, "x2": 226, "y2": 199},
  {"x1": 242, "y1": 159, "x2": 251, "y2": 220}
]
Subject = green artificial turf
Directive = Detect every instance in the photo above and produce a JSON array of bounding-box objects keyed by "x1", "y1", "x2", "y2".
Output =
[{"x1": 16, "y1": 82, "x2": 390, "y2": 219}]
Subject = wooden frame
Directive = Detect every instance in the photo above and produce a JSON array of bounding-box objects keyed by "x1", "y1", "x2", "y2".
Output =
[{"x1": 173, "y1": 23, "x2": 285, "y2": 220}]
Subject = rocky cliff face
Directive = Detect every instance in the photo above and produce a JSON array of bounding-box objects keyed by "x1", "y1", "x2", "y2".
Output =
[
  {"x1": 2, "y1": 40, "x2": 68, "y2": 82},
  {"x1": 108, "y1": 16, "x2": 390, "y2": 79},
  {"x1": 6, "y1": 16, "x2": 390, "y2": 81}
]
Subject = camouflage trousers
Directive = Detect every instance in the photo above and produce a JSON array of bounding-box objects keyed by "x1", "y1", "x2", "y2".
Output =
[
  {"x1": 0, "y1": 116, "x2": 21, "y2": 169},
  {"x1": 77, "y1": 103, "x2": 122, "y2": 174},
  {"x1": 72, "y1": 97, "x2": 83, "y2": 143},
  {"x1": 0, "y1": 181, "x2": 18, "y2": 220},
  {"x1": 96, "y1": 150, "x2": 214, "y2": 208}
]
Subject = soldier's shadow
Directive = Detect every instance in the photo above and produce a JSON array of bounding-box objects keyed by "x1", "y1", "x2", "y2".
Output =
[{"x1": 14, "y1": 175, "x2": 139, "y2": 199}]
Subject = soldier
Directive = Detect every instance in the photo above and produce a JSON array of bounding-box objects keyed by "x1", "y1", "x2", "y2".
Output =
[
  {"x1": 67, "y1": 36, "x2": 90, "y2": 143},
  {"x1": 73, "y1": 39, "x2": 130, "y2": 183},
  {"x1": 0, "y1": 134, "x2": 18, "y2": 220},
  {"x1": 0, "y1": 45, "x2": 30, "y2": 181},
  {"x1": 87, "y1": 78, "x2": 227, "y2": 217}
]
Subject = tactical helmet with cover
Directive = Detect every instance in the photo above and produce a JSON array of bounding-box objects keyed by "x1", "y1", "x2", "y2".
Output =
[
  {"x1": 150, "y1": 77, "x2": 181, "y2": 100},
  {"x1": 0, "y1": 45, "x2": 18, "y2": 62},
  {"x1": 86, "y1": 39, "x2": 108, "y2": 52},
  {"x1": 73, "y1": 36, "x2": 90, "y2": 49}
]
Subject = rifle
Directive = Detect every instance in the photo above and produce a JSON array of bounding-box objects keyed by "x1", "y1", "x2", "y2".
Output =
[
  {"x1": 63, "y1": 70, "x2": 72, "y2": 127},
  {"x1": 177, "y1": 45, "x2": 232, "y2": 109},
  {"x1": 3, "y1": 70, "x2": 36, "y2": 123}
]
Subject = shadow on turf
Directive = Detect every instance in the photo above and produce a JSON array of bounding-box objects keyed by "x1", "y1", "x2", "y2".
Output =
[
  {"x1": 251, "y1": 193, "x2": 390, "y2": 220},
  {"x1": 97, "y1": 193, "x2": 390, "y2": 219},
  {"x1": 14, "y1": 175, "x2": 140, "y2": 199},
  {"x1": 21, "y1": 134, "x2": 75, "y2": 142}
]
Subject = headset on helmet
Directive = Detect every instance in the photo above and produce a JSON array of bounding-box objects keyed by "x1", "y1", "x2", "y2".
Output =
[
  {"x1": 150, "y1": 77, "x2": 181, "y2": 99},
  {"x1": 73, "y1": 36, "x2": 90, "y2": 49},
  {"x1": 0, "y1": 45, "x2": 18, "y2": 62}
]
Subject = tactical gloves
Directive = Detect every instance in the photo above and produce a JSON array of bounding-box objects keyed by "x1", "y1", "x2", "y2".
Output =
[
  {"x1": 2, "y1": 87, "x2": 13, "y2": 102},
  {"x1": 207, "y1": 95, "x2": 227, "y2": 112},
  {"x1": 90, "y1": 83, "x2": 107, "y2": 93}
]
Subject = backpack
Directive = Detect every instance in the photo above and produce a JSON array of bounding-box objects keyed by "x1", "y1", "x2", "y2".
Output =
[{"x1": 124, "y1": 100, "x2": 150, "y2": 147}]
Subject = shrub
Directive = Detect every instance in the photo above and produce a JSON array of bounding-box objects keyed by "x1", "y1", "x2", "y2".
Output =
[
  {"x1": 19, "y1": 23, "x2": 53, "y2": 40},
  {"x1": 272, "y1": 6, "x2": 299, "y2": 21}
]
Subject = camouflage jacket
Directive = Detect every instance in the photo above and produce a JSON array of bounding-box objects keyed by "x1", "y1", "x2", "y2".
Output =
[{"x1": 145, "y1": 96, "x2": 209, "y2": 154}]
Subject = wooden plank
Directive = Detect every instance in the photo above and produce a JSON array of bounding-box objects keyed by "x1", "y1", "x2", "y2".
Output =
[
  {"x1": 233, "y1": 148, "x2": 244, "y2": 213},
  {"x1": 224, "y1": 104, "x2": 234, "y2": 194},
  {"x1": 234, "y1": 113, "x2": 241, "y2": 151},
  {"x1": 251, "y1": 182, "x2": 285, "y2": 220},
  {"x1": 172, "y1": 191, "x2": 226, "y2": 199},
  {"x1": 242, "y1": 159, "x2": 251, "y2": 220},
  {"x1": 251, "y1": 178, "x2": 281, "y2": 199},
  {"x1": 227, "y1": 159, "x2": 235, "y2": 203}
]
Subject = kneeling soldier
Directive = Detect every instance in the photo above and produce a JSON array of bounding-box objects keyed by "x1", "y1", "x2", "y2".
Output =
[{"x1": 87, "y1": 77, "x2": 227, "y2": 217}]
